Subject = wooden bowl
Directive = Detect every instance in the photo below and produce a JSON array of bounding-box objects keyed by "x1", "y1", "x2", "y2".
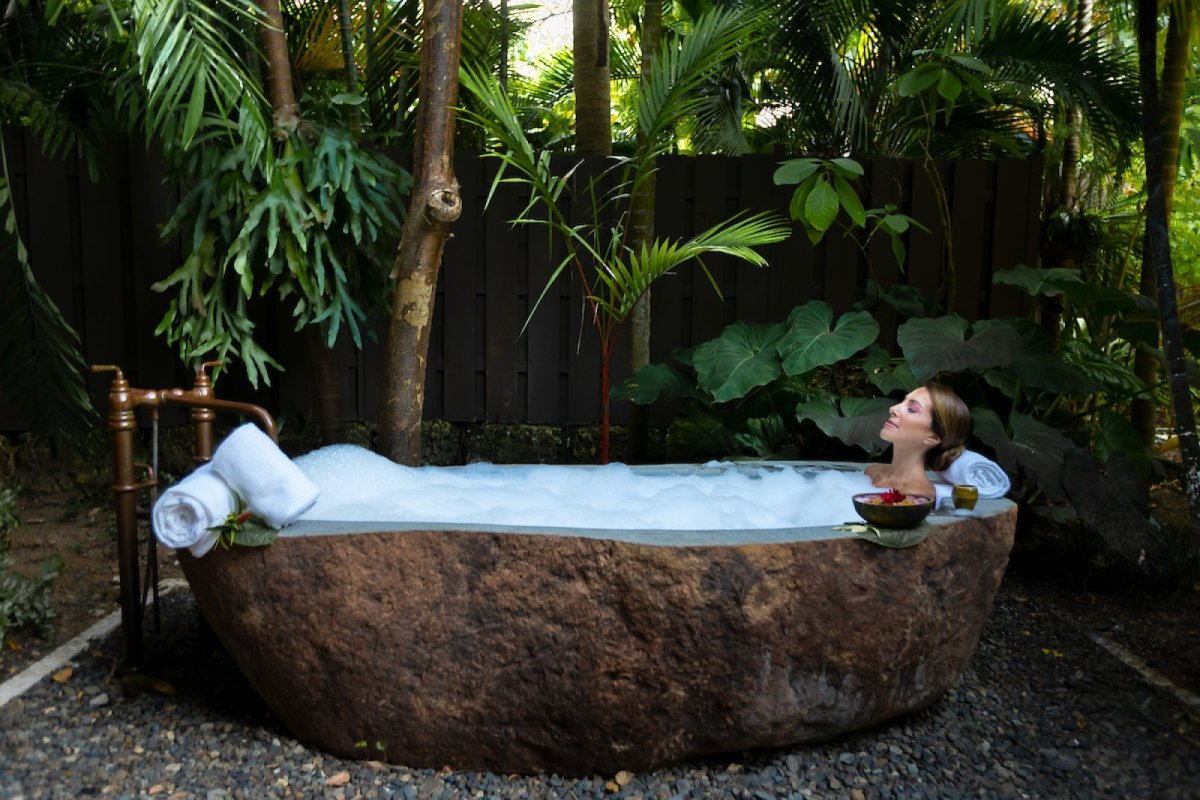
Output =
[{"x1": 852, "y1": 493, "x2": 934, "y2": 529}]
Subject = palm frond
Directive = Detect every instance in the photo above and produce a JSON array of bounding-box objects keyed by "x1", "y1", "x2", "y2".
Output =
[
  {"x1": 637, "y1": 6, "x2": 769, "y2": 155},
  {"x1": 128, "y1": 0, "x2": 270, "y2": 149},
  {"x1": 0, "y1": 176, "x2": 95, "y2": 448},
  {"x1": 604, "y1": 211, "x2": 792, "y2": 321}
]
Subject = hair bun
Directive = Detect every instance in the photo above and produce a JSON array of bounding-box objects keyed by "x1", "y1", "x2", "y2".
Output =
[{"x1": 930, "y1": 444, "x2": 966, "y2": 473}]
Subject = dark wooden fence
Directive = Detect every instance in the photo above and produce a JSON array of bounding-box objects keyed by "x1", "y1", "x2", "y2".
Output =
[{"x1": 1, "y1": 128, "x2": 1041, "y2": 429}]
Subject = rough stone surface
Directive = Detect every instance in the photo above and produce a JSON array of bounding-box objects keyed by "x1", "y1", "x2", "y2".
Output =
[{"x1": 180, "y1": 505, "x2": 1016, "y2": 775}]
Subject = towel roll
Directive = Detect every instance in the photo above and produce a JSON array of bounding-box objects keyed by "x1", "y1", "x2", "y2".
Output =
[
  {"x1": 935, "y1": 449, "x2": 1011, "y2": 499},
  {"x1": 211, "y1": 423, "x2": 320, "y2": 528},
  {"x1": 151, "y1": 464, "x2": 238, "y2": 556}
]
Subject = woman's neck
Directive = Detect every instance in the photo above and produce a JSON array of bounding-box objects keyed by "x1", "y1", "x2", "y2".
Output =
[{"x1": 867, "y1": 444, "x2": 935, "y2": 497}]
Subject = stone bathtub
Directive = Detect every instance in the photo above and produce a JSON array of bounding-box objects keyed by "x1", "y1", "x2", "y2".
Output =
[{"x1": 179, "y1": 462, "x2": 1016, "y2": 776}]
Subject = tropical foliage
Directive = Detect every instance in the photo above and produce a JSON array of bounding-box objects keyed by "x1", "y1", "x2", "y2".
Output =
[
  {"x1": 616, "y1": 266, "x2": 1177, "y2": 494},
  {"x1": 461, "y1": 5, "x2": 793, "y2": 462}
]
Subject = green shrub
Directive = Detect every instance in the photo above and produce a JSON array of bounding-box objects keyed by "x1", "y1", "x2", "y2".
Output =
[
  {"x1": 0, "y1": 485, "x2": 63, "y2": 640},
  {"x1": 0, "y1": 484, "x2": 16, "y2": 556}
]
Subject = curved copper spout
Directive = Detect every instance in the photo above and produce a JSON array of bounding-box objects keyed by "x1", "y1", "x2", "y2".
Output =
[{"x1": 158, "y1": 391, "x2": 277, "y2": 442}]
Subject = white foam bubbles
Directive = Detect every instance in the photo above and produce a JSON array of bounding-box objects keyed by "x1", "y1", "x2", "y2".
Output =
[{"x1": 293, "y1": 445, "x2": 877, "y2": 531}]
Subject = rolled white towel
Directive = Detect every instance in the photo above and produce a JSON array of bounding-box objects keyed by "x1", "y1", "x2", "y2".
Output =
[
  {"x1": 935, "y1": 450, "x2": 1011, "y2": 499},
  {"x1": 151, "y1": 464, "x2": 238, "y2": 556},
  {"x1": 211, "y1": 423, "x2": 319, "y2": 528}
]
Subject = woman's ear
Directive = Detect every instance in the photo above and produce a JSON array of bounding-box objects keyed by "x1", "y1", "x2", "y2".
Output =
[{"x1": 924, "y1": 432, "x2": 942, "y2": 448}]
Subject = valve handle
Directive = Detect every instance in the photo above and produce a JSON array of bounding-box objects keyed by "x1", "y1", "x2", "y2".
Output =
[
  {"x1": 194, "y1": 360, "x2": 223, "y2": 389},
  {"x1": 89, "y1": 364, "x2": 125, "y2": 380}
]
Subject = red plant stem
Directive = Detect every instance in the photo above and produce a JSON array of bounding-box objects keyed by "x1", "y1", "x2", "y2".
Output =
[{"x1": 600, "y1": 343, "x2": 611, "y2": 464}]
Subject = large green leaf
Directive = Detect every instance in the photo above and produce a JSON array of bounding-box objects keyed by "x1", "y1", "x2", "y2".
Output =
[
  {"x1": 993, "y1": 265, "x2": 1149, "y2": 316},
  {"x1": 666, "y1": 407, "x2": 738, "y2": 461},
  {"x1": 897, "y1": 315, "x2": 1020, "y2": 381},
  {"x1": 796, "y1": 396, "x2": 892, "y2": 454},
  {"x1": 862, "y1": 345, "x2": 919, "y2": 395},
  {"x1": 1060, "y1": 339, "x2": 1148, "y2": 399},
  {"x1": 693, "y1": 322, "x2": 786, "y2": 402},
  {"x1": 611, "y1": 364, "x2": 697, "y2": 405},
  {"x1": 973, "y1": 408, "x2": 1073, "y2": 502},
  {"x1": 778, "y1": 301, "x2": 880, "y2": 376},
  {"x1": 1093, "y1": 410, "x2": 1156, "y2": 477},
  {"x1": 975, "y1": 319, "x2": 1098, "y2": 396}
]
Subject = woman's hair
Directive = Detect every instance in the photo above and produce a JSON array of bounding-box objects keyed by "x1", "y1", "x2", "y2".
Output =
[{"x1": 923, "y1": 382, "x2": 971, "y2": 471}]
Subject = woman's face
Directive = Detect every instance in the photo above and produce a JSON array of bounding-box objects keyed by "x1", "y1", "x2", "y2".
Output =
[{"x1": 880, "y1": 387, "x2": 941, "y2": 450}]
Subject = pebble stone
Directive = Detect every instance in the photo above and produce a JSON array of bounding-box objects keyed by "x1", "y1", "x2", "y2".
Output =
[{"x1": 1, "y1": 578, "x2": 1197, "y2": 799}]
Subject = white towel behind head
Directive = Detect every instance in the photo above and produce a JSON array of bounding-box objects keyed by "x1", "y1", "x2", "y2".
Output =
[
  {"x1": 151, "y1": 463, "x2": 238, "y2": 556},
  {"x1": 934, "y1": 449, "x2": 1011, "y2": 499},
  {"x1": 211, "y1": 423, "x2": 319, "y2": 528}
]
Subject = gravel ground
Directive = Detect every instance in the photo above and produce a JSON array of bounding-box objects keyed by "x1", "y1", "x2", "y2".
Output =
[{"x1": 2, "y1": 577, "x2": 1198, "y2": 800}]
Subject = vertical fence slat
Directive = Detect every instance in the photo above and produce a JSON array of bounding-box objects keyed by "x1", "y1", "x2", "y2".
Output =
[
  {"x1": 950, "y1": 160, "x2": 992, "y2": 320},
  {"x1": 907, "y1": 159, "x2": 950, "y2": 306},
  {"x1": 484, "y1": 167, "x2": 525, "y2": 422},
  {"x1": 650, "y1": 156, "x2": 689, "y2": 364},
  {"x1": 127, "y1": 144, "x2": 184, "y2": 393},
  {"x1": 79, "y1": 135, "x2": 129, "y2": 394},
  {"x1": 866, "y1": 158, "x2": 907, "y2": 351},
  {"x1": 735, "y1": 156, "x2": 771, "y2": 325},
  {"x1": 691, "y1": 155, "x2": 731, "y2": 345},
  {"x1": 442, "y1": 154, "x2": 483, "y2": 420},
  {"x1": 22, "y1": 135, "x2": 77, "y2": 326},
  {"x1": 525, "y1": 200, "x2": 560, "y2": 423},
  {"x1": 989, "y1": 158, "x2": 1034, "y2": 319},
  {"x1": 565, "y1": 158, "x2": 602, "y2": 425}
]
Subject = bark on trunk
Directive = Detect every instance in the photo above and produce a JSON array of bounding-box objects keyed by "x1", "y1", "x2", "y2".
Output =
[
  {"x1": 625, "y1": 0, "x2": 663, "y2": 463},
  {"x1": 307, "y1": 326, "x2": 345, "y2": 445},
  {"x1": 1136, "y1": 0, "x2": 1200, "y2": 534},
  {"x1": 1132, "y1": 1, "x2": 1192, "y2": 445},
  {"x1": 258, "y1": 0, "x2": 300, "y2": 136},
  {"x1": 377, "y1": 0, "x2": 464, "y2": 465},
  {"x1": 573, "y1": 0, "x2": 611, "y2": 156},
  {"x1": 260, "y1": 0, "x2": 346, "y2": 439}
]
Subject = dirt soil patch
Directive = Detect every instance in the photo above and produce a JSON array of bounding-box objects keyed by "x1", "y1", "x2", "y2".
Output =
[{"x1": 2, "y1": 487, "x2": 182, "y2": 679}]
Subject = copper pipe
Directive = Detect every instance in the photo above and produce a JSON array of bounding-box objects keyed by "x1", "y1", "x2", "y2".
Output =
[
  {"x1": 92, "y1": 365, "x2": 143, "y2": 666},
  {"x1": 91, "y1": 363, "x2": 278, "y2": 666}
]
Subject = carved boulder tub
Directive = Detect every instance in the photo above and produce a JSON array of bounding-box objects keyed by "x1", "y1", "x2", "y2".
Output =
[{"x1": 179, "y1": 462, "x2": 1016, "y2": 776}]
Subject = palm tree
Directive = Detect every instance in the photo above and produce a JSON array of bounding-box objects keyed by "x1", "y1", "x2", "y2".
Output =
[
  {"x1": 573, "y1": 0, "x2": 612, "y2": 155},
  {"x1": 1136, "y1": 0, "x2": 1200, "y2": 530},
  {"x1": 756, "y1": 0, "x2": 1139, "y2": 160},
  {"x1": 461, "y1": 7, "x2": 792, "y2": 463}
]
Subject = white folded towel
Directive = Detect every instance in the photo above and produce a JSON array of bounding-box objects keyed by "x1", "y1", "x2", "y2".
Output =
[
  {"x1": 211, "y1": 423, "x2": 320, "y2": 528},
  {"x1": 151, "y1": 463, "x2": 238, "y2": 557},
  {"x1": 935, "y1": 449, "x2": 1011, "y2": 499}
]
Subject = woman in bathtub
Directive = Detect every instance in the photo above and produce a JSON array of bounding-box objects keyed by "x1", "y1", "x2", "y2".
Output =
[{"x1": 865, "y1": 382, "x2": 974, "y2": 499}]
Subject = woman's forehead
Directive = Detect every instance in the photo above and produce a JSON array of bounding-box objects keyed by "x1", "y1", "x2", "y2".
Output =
[{"x1": 903, "y1": 387, "x2": 931, "y2": 407}]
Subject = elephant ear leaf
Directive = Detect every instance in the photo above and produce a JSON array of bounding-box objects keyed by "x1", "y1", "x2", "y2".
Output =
[
  {"x1": 976, "y1": 320, "x2": 1098, "y2": 396},
  {"x1": 796, "y1": 396, "x2": 891, "y2": 454},
  {"x1": 779, "y1": 301, "x2": 880, "y2": 376},
  {"x1": 973, "y1": 408, "x2": 1074, "y2": 503},
  {"x1": 897, "y1": 315, "x2": 1020, "y2": 381},
  {"x1": 692, "y1": 322, "x2": 786, "y2": 402},
  {"x1": 612, "y1": 364, "x2": 697, "y2": 405},
  {"x1": 862, "y1": 345, "x2": 919, "y2": 394}
]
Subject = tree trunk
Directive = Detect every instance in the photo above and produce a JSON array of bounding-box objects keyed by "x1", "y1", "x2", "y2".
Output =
[
  {"x1": 260, "y1": 0, "x2": 346, "y2": 440},
  {"x1": 625, "y1": 0, "x2": 663, "y2": 463},
  {"x1": 307, "y1": 326, "x2": 345, "y2": 445},
  {"x1": 377, "y1": 0, "x2": 463, "y2": 465},
  {"x1": 258, "y1": 0, "x2": 300, "y2": 137},
  {"x1": 573, "y1": 0, "x2": 611, "y2": 155},
  {"x1": 336, "y1": 0, "x2": 361, "y2": 132},
  {"x1": 1136, "y1": 0, "x2": 1200, "y2": 533},
  {"x1": 1132, "y1": 0, "x2": 1192, "y2": 446}
]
